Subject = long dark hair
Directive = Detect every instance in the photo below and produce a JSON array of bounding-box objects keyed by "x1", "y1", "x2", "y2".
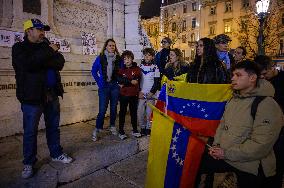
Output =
[
  {"x1": 100, "y1": 38, "x2": 120, "y2": 56},
  {"x1": 194, "y1": 37, "x2": 219, "y2": 66}
]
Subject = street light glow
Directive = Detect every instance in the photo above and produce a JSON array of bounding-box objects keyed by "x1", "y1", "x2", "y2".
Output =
[{"x1": 256, "y1": 0, "x2": 270, "y2": 14}]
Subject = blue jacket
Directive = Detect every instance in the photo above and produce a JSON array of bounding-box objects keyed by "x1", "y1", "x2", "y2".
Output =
[{"x1": 91, "y1": 54, "x2": 122, "y2": 88}]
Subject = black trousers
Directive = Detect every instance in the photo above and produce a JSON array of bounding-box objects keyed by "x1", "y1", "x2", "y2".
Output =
[
  {"x1": 119, "y1": 95, "x2": 138, "y2": 134},
  {"x1": 196, "y1": 151, "x2": 263, "y2": 188}
]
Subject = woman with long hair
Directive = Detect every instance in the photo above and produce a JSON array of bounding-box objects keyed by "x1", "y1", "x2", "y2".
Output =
[
  {"x1": 186, "y1": 37, "x2": 229, "y2": 83},
  {"x1": 91, "y1": 39, "x2": 122, "y2": 141},
  {"x1": 164, "y1": 48, "x2": 189, "y2": 80}
]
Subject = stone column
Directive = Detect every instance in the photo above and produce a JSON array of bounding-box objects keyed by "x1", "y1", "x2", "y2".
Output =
[{"x1": 125, "y1": 0, "x2": 143, "y2": 60}]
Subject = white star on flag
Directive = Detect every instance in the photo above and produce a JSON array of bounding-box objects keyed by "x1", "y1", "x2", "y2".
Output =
[
  {"x1": 176, "y1": 156, "x2": 180, "y2": 164},
  {"x1": 172, "y1": 151, "x2": 178, "y2": 158},
  {"x1": 172, "y1": 136, "x2": 178, "y2": 143},
  {"x1": 176, "y1": 128, "x2": 181, "y2": 135},
  {"x1": 179, "y1": 159, "x2": 184, "y2": 166},
  {"x1": 171, "y1": 144, "x2": 176, "y2": 151}
]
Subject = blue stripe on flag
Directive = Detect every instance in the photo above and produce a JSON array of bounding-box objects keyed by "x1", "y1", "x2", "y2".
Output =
[
  {"x1": 164, "y1": 122, "x2": 191, "y2": 188},
  {"x1": 167, "y1": 96, "x2": 226, "y2": 120}
]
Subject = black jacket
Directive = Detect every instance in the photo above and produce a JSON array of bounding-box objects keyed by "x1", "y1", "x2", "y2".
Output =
[
  {"x1": 12, "y1": 37, "x2": 65, "y2": 104},
  {"x1": 186, "y1": 60, "x2": 229, "y2": 84}
]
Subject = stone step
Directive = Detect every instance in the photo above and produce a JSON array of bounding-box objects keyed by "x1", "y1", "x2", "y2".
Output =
[{"x1": 0, "y1": 119, "x2": 149, "y2": 188}]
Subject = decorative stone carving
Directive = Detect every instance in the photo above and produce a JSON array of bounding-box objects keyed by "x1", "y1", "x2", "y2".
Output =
[{"x1": 54, "y1": 0, "x2": 108, "y2": 34}]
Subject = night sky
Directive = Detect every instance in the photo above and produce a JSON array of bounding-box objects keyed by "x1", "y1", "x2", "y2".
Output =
[{"x1": 140, "y1": 0, "x2": 161, "y2": 19}]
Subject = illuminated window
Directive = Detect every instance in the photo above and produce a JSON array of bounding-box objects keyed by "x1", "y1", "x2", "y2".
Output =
[{"x1": 224, "y1": 22, "x2": 232, "y2": 33}]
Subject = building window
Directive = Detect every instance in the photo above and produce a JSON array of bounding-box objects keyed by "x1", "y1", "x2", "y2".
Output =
[
  {"x1": 192, "y1": 18, "x2": 196, "y2": 29},
  {"x1": 23, "y1": 0, "x2": 41, "y2": 15},
  {"x1": 225, "y1": 1, "x2": 232, "y2": 12},
  {"x1": 209, "y1": 25, "x2": 216, "y2": 35},
  {"x1": 190, "y1": 33, "x2": 195, "y2": 42},
  {"x1": 183, "y1": 4, "x2": 187, "y2": 13},
  {"x1": 182, "y1": 35, "x2": 187, "y2": 43},
  {"x1": 182, "y1": 50, "x2": 186, "y2": 59},
  {"x1": 282, "y1": 13, "x2": 284, "y2": 25},
  {"x1": 148, "y1": 28, "x2": 151, "y2": 34},
  {"x1": 242, "y1": 0, "x2": 249, "y2": 8},
  {"x1": 182, "y1": 20, "x2": 187, "y2": 31},
  {"x1": 240, "y1": 19, "x2": 248, "y2": 31},
  {"x1": 164, "y1": 9, "x2": 168, "y2": 18},
  {"x1": 173, "y1": 7, "x2": 176, "y2": 14},
  {"x1": 172, "y1": 22, "x2": 177, "y2": 32},
  {"x1": 224, "y1": 22, "x2": 232, "y2": 33},
  {"x1": 210, "y1": 6, "x2": 216, "y2": 15},
  {"x1": 192, "y1": 2, "x2": 197, "y2": 11},
  {"x1": 164, "y1": 24, "x2": 168, "y2": 33}
]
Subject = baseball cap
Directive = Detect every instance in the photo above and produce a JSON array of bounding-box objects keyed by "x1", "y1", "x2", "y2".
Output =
[
  {"x1": 213, "y1": 34, "x2": 232, "y2": 44},
  {"x1": 23, "y1": 19, "x2": 50, "y2": 31}
]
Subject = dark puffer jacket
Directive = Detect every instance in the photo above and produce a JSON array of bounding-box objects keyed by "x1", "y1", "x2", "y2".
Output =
[{"x1": 12, "y1": 37, "x2": 65, "y2": 104}]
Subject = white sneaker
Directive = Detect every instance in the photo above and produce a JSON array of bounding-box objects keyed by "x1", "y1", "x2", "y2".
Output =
[
  {"x1": 132, "y1": 131, "x2": 141, "y2": 138},
  {"x1": 22, "y1": 165, "x2": 33, "y2": 179},
  {"x1": 118, "y1": 134, "x2": 127, "y2": 140},
  {"x1": 92, "y1": 129, "x2": 98, "y2": 141},
  {"x1": 52, "y1": 153, "x2": 73, "y2": 164},
  {"x1": 109, "y1": 126, "x2": 117, "y2": 135}
]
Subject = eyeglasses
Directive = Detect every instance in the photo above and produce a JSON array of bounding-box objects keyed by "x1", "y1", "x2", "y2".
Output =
[{"x1": 161, "y1": 41, "x2": 168, "y2": 44}]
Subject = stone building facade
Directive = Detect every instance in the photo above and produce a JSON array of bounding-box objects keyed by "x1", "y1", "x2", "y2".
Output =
[{"x1": 0, "y1": 0, "x2": 142, "y2": 137}]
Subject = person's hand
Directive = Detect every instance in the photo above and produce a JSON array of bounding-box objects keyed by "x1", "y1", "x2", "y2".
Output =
[
  {"x1": 146, "y1": 92, "x2": 154, "y2": 99},
  {"x1": 209, "y1": 146, "x2": 224, "y2": 160},
  {"x1": 139, "y1": 92, "x2": 144, "y2": 99},
  {"x1": 119, "y1": 84, "x2": 123, "y2": 88},
  {"x1": 131, "y1": 80, "x2": 138, "y2": 85},
  {"x1": 49, "y1": 44, "x2": 59, "y2": 52}
]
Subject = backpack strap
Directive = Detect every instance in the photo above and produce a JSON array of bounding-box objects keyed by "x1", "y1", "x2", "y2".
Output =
[{"x1": 251, "y1": 96, "x2": 267, "y2": 121}]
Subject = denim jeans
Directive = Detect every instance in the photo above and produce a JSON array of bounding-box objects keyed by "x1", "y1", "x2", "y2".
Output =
[
  {"x1": 96, "y1": 82, "x2": 120, "y2": 129},
  {"x1": 21, "y1": 98, "x2": 63, "y2": 165}
]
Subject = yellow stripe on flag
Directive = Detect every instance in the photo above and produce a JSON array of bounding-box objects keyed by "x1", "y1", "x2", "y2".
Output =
[
  {"x1": 167, "y1": 80, "x2": 232, "y2": 102},
  {"x1": 145, "y1": 105, "x2": 174, "y2": 188}
]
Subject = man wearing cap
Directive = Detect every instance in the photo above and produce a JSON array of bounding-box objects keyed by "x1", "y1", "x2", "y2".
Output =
[
  {"x1": 12, "y1": 19, "x2": 73, "y2": 179},
  {"x1": 155, "y1": 37, "x2": 172, "y2": 76},
  {"x1": 213, "y1": 34, "x2": 235, "y2": 73}
]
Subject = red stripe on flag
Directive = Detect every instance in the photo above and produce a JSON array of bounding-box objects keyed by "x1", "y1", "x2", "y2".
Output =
[
  {"x1": 155, "y1": 100, "x2": 166, "y2": 113},
  {"x1": 167, "y1": 110, "x2": 220, "y2": 137},
  {"x1": 180, "y1": 136, "x2": 205, "y2": 188}
]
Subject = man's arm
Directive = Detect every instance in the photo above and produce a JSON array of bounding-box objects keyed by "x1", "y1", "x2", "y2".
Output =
[
  {"x1": 223, "y1": 98, "x2": 283, "y2": 162},
  {"x1": 12, "y1": 42, "x2": 63, "y2": 72}
]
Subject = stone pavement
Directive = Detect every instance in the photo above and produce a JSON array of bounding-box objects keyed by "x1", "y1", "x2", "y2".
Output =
[
  {"x1": 0, "y1": 115, "x2": 149, "y2": 188},
  {"x1": 1, "y1": 114, "x2": 283, "y2": 188}
]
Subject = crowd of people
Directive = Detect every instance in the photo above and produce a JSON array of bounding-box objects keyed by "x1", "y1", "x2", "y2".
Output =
[{"x1": 12, "y1": 18, "x2": 283, "y2": 188}]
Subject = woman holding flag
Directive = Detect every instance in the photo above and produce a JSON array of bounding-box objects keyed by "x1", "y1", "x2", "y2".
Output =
[{"x1": 186, "y1": 37, "x2": 229, "y2": 84}]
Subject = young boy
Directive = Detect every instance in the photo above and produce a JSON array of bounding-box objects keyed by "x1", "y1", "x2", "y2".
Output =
[
  {"x1": 138, "y1": 48, "x2": 160, "y2": 136},
  {"x1": 117, "y1": 50, "x2": 141, "y2": 140}
]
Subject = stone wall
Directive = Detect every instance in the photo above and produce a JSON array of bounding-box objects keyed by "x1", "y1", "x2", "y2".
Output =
[{"x1": 0, "y1": 0, "x2": 142, "y2": 137}]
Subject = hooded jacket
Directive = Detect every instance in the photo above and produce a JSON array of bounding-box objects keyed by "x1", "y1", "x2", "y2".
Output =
[{"x1": 214, "y1": 79, "x2": 284, "y2": 177}]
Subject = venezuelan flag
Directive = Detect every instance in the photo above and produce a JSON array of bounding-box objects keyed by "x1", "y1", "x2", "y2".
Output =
[
  {"x1": 146, "y1": 106, "x2": 205, "y2": 188},
  {"x1": 156, "y1": 80, "x2": 232, "y2": 137}
]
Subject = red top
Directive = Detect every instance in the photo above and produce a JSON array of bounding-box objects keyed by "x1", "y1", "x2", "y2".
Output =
[{"x1": 117, "y1": 64, "x2": 141, "y2": 96}]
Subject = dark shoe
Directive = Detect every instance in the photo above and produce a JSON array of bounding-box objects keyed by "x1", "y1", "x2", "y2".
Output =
[
  {"x1": 141, "y1": 128, "x2": 146, "y2": 136},
  {"x1": 146, "y1": 129, "x2": 151, "y2": 136}
]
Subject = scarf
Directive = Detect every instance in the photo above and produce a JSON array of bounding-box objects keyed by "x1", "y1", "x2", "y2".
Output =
[{"x1": 104, "y1": 50, "x2": 116, "y2": 82}]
